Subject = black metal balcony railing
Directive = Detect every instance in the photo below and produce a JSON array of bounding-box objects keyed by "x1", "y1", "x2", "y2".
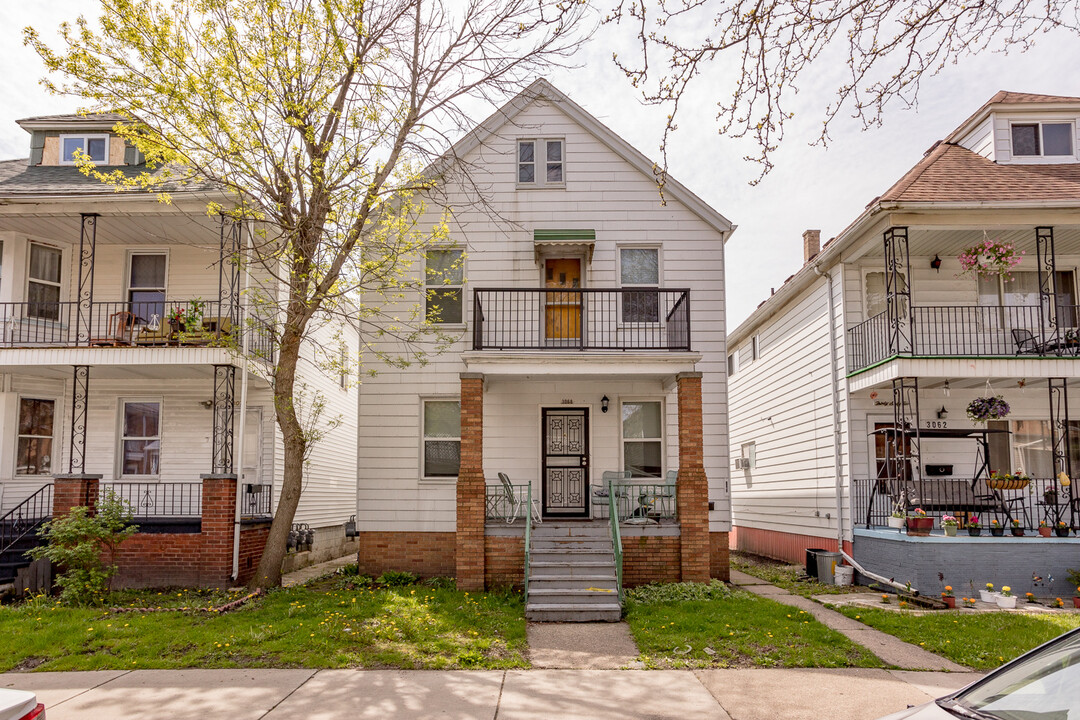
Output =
[
  {"x1": 852, "y1": 476, "x2": 1078, "y2": 530},
  {"x1": 473, "y1": 288, "x2": 691, "y2": 351},
  {"x1": 241, "y1": 483, "x2": 273, "y2": 517},
  {"x1": 101, "y1": 482, "x2": 202, "y2": 518},
  {"x1": 0, "y1": 300, "x2": 278, "y2": 360},
  {"x1": 847, "y1": 305, "x2": 1080, "y2": 372}
]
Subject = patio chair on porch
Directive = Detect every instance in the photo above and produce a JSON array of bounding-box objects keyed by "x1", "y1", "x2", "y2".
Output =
[
  {"x1": 592, "y1": 470, "x2": 631, "y2": 518},
  {"x1": 1012, "y1": 328, "x2": 1066, "y2": 356},
  {"x1": 89, "y1": 311, "x2": 136, "y2": 347},
  {"x1": 495, "y1": 472, "x2": 541, "y2": 524}
]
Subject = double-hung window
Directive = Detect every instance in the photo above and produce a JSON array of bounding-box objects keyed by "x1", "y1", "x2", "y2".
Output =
[
  {"x1": 60, "y1": 134, "x2": 109, "y2": 164},
  {"x1": 28, "y1": 243, "x2": 62, "y2": 321},
  {"x1": 422, "y1": 399, "x2": 461, "y2": 478},
  {"x1": 121, "y1": 400, "x2": 161, "y2": 476},
  {"x1": 424, "y1": 249, "x2": 464, "y2": 324},
  {"x1": 128, "y1": 253, "x2": 167, "y2": 322},
  {"x1": 864, "y1": 271, "x2": 907, "y2": 319},
  {"x1": 1011, "y1": 122, "x2": 1075, "y2": 158},
  {"x1": 620, "y1": 248, "x2": 660, "y2": 322},
  {"x1": 17, "y1": 398, "x2": 54, "y2": 476},
  {"x1": 622, "y1": 401, "x2": 663, "y2": 478},
  {"x1": 517, "y1": 139, "x2": 564, "y2": 186},
  {"x1": 977, "y1": 270, "x2": 1077, "y2": 328}
]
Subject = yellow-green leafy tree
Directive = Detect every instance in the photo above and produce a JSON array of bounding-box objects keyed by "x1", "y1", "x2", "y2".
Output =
[{"x1": 27, "y1": 0, "x2": 585, "y2": 587}]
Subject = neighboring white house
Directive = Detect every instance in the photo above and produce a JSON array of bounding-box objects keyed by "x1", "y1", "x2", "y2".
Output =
[
  {"x1": 354, "y1": 79, "x2": 735, "y2": 592},
  {"x1": 728, "y1": 91, "x2": 1080, "y2": 598},
  {"x1": 0, "y1": 113, "x2": 359, "y2": 587}
]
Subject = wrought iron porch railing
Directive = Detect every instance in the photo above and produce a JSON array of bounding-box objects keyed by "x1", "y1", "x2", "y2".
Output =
[
  {"x1": 0, "y1": 300, "x2": 278, "y2": 360},
  {"x1": 241, "y1": 483, "x2": 273, "y2": 517},
  {"x1": 609, "y1": 481, "x2": 678, "y2": 524},
  {"x1": 852, "y1": 476, "x2": 1078, "y2": 530},
  {"x1": 485, "y1": 483, "x2": 534, "y2": 522},
  {"x1": 0, "y1": 484, "x2": 53, "y2": 556},
  {"x1": 472, "y1": 288, "x2": 691, "y2": 351},
  {"x1": 847, "y1": 305, "x2": 1080, "y2": 373},
  {"x1": 100, "y1": 482, "x2": 202, "y2": 518}
]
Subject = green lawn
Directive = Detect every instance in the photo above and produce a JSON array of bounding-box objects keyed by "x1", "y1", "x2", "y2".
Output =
[
  {"x1": 0, "y1": 583, "x2": 527, "y2": 671},
  {"x1": 624, "y1": 581, "x2": 884, "y2": 669},
  {"x1": 835, "y1": 606, "x2": 1080, "y2": 670}
]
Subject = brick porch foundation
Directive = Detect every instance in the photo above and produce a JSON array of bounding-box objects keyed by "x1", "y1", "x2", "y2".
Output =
[{"x1": 355, "y1": 531, "x2": 456, "y2": 578}]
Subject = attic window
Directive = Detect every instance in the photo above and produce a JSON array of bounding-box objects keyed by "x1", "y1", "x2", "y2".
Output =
[
  {"x1": 60, "y1": 134, "x2": 109, "y2": 164},
  {"x1": 1011, "y1": 122, "x2": 1074, "y2": 157},
  {"x1": 518, "y1": 139, "x2": 564, "y2": 186}
]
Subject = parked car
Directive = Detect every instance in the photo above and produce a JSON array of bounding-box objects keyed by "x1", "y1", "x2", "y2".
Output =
[
  {"x1": 0, "y1": 689, "x2": 44, "y2": 720},
  {"x1": 878, "y1": 627, "x2": 1080, "y2": 719}
]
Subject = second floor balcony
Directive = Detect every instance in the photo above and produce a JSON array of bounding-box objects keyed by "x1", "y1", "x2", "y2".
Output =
[
  {"x1": 847, "y1": 304, "x2": 1080, "y2": 373},
  {"x1": 472, "y1": 287, "x2": 691, "y2": 352}
]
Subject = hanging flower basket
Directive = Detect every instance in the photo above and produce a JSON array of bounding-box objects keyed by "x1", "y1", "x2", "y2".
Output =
[
  {"x1": 967, "y1": 396, "x2": 1010, "y2": 423},
  {"x1": 957, "y1": 239, "x2": 1024, "y2": 280}
]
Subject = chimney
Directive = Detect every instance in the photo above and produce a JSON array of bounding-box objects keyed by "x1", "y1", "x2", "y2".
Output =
[{"x1": 803, "y1": 229, "x2": 821, "y2": 263}]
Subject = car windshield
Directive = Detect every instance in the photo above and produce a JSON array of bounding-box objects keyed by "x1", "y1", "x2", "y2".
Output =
[{"x1": 944, "y1": 630, "x2": 1080, "y2": 719}]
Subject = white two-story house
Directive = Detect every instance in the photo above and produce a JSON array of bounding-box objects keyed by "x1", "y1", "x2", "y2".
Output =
[
  {"x1": 728, "y1": 91, "x2": 1080, "y2": 598},
  {"x1": 354, "y1": 80, "x2": 734, "y2": 616},
  {"x1": 0, "y1": 113, "x2": 359, "y2": 588}
]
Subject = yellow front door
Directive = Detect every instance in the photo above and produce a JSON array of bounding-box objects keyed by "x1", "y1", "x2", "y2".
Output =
[{"x1": 545, "y1": 258, "x2": 582, "y2": 341}]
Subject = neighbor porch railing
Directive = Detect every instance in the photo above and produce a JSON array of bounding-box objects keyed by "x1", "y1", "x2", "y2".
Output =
[
  {"x1": 0, "y1": 484, "x2": 53, "y2": 557},
  {"x1": 852, "y1": 476, "x2": 1078, "y2": 530},
  {"x1": 240, "y1": 483, "x2": 273, "y2": 517},
  {"x1": 472, "y1": 288, "x2": 692, "y2": 351},
  {"x1": 847, "y1": 305, "x2": 1080, "y2": 372},
  {"x1": 100, "y1": 482, "x2": 202, "y2": 518}
]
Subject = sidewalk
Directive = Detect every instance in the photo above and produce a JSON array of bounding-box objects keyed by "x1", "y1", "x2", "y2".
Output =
[
  {"x1": 1, "y1": 667, "x2": 983, "y2": 720},
  {"x1": 729, "y1": 570, "x2": 970, "y2": 672}
]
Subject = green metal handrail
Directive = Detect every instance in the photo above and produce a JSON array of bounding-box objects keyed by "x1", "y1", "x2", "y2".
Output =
[
  {"x1": 608, "y1": 479, "x2": 623, "y2": 603},
  {"x1": 524, "y1": 480, "x2": 533, "y2": 601}
]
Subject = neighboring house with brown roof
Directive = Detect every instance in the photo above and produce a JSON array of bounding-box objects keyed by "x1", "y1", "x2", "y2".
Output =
[{"x1": 727, "y1": 92, "x2": 1080, "y2": 599}]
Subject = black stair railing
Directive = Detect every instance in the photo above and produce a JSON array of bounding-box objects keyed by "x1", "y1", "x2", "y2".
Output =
[{"x1": 0, "y1": 484, "x2": 54, "y2": 558}]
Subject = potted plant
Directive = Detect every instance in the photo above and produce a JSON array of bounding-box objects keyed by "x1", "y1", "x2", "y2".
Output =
[
  {"x1": 941, "y1": 515, "x2": 958, "y2": 537},
  {"x1": 941, "y1": 585, "x2": 956, "y2": 609},
  {"x1": 979, "y1": 583, "x2": 996, "y2": 603},
  {"x1": 1074, "y1": 587, "x2": 1080, "y2": 609},
  {"x1": 887, "y1": 508, "x2": 906, "y2": 529},
  {"x1": 967, "y1": 396, "x2": 1010, "y2": 423},
  {"x1": 1044, "y1": 486, "x2": 1059, "y2": 505},
  {"x1": 997, "y1": 585, "x2": 1017, "y2": 609},
  {"x1": 167, "y1": 306, "x2": 187, "y2": 332},
  {"x1": 990, "y1": 519, "x2": 1005, "y2": 537},
  {"x1": 967, "y1": 515, "x2": 982, "y2": 537},
  {"x1": 1055, "y1": 521, "x2": 1070, "y2": 538},
  {"x1": 1052, "y1": 597, "x2": 1065, "y2": 609},
  {"x1": 1025, "y1": 592, "x2": 1036, "y2": 604},
  {"x1": 957, "y1": 238, "x2": 1024, "y2": 279},
  {"x1": 1010, "y1": 519, "x2": 1025, "y2": 537},
  {"x1": 906, "y1": 507, "x2": 933, "y2": 536},
  {"x1": 988, "y1": 470, "x2": 1030, "y2": 490},
  {"x1": 962, "y1": 596, "x2": 976, "y2": 608},
  {"x1": 1038, "y1": 520, "x2": 1053, "y2": 538}
]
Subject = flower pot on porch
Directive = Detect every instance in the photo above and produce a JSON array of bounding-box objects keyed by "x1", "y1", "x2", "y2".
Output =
[
  {"x1": 887, "y1": 516, "x2": 905, "y2": 529},
  {"x1": 979, "y1": 590, "x2": 995, "y2": 603},
  {"x1": 941, "y1": 595, "x2": 956, "y2": 609},
  {"x1": 990, "y1": 527, "x2": 1005, "y2": 537},
  {"x1": 1073, "y1": 597, "x2": 1080, "y2": 609},
  {"x1": 1039, "y1": 527, "x2": 1053, "y2": 538},
  {"x1": 967, "y1": 527, "x2": 982, "y2": 537},
  {"x1": 943, "y1": 525, "x2": 957, "y2": 537},
  {"x1": 906, "y1": 517, "x2": 933, "y2": 536},
  {"x1": 1011, "y1": 527, "x2": 1025, "y2": 537},
  {"x1": 1055, "y1": 527, "x2": 1070, "y2": 537},
  {"x1": 997, "y1": 595, "x2": 1018, "y2": 609}
]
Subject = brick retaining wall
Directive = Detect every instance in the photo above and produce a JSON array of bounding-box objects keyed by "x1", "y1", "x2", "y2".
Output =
[{"x1": 355, "y1": 531, "x2": 456, "y2": 578}]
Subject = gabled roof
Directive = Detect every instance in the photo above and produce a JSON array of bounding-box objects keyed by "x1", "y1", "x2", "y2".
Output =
[
  {"x1": 438, "y1": 78, "x2": 735, "y2": 237},
  {"x1": 16, "y1": 113, "x2": 127, "y2": 131}
]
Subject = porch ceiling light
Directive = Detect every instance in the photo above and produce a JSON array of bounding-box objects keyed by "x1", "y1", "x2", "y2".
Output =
[
  {"x1": 601, "y1": 395, "x2": 609, "y2": 413},
  {"x1": 931, "y1": 254, "x2": 942, "y2": 272}
]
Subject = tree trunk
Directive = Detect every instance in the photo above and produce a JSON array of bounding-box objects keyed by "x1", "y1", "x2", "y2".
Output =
[{"x1": 250, "y1": 316, "x2": 307, "y2": 588}]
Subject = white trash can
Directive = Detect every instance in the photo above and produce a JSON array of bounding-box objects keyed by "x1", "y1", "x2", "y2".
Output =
[{"x1": 833, "y1": 565, "x2": 854, "y2": 586}]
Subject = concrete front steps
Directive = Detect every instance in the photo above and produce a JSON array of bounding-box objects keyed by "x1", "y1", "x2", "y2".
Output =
[{"x1": 526, "y1": 521, "x2": 622, "y2": 622}]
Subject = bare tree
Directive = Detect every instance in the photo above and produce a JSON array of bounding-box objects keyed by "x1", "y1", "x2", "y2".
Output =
[
  {"x1": 607, "y1": 0, "x2": 1080, "y2": 183},
  {"x1": 27, "y1": 0, "x2": 585, "y2": 586}
]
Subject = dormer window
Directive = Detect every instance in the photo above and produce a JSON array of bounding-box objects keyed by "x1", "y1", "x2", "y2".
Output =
[
  {"x1": 518, "y1": 139, "x2": 564, "y2": 186},
  {"x1": 60, "y1": 134, "x2": 109, "y2": 164},
  {"x1": 1010, "y1": 122, "x2": 1074, "y2": 157}
]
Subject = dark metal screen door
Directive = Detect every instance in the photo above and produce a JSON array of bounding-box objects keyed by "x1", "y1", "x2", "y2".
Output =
[{"x1": 542, "y1": 408, "x2": 589, "y2": 517}]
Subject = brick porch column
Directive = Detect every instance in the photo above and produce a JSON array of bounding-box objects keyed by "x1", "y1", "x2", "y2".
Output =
[
  {"x1": 53, "y1": 474, "x2": 101, "y2": 517},
  {"x1": 677, "y1": 372, "x2": 709, "y2": 582},
  {"x1": 456, "y1": 373, "x2": 485, "y2": 591},
  {"x1": 199, "y1": 473, "x2": 238, "y2": 587}
]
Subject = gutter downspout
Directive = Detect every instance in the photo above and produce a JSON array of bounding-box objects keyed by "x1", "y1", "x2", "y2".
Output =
[
  {"x1": 814, "y1": 263, "x2": 846, "y2": 557},
  {"x1": 231, "y1": 220, "x2": 253, "y2": 582}
]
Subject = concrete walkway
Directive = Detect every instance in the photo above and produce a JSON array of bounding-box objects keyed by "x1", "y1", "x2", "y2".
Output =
[
  {"x1": 527, "y1": 622, "x2": 644, "y2": 669},
  {"x1": 729, "y1": 570, "x2": 970, "y2": 672},
  {"x1": 281, "y1": 553, "x2": 357, "y2": 587},
  {"x1": 1, "y1": 667, "x2": 983, "y2": 720}
]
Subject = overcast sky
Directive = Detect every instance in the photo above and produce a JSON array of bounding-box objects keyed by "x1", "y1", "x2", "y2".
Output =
[{"x1": 3, "y1": 3, "x2": 1080, "y2": 330}]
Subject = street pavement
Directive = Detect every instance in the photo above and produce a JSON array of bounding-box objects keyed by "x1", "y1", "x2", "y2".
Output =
[{"x1": 1, "y1": 667, "x2": 983, "y2": 719}]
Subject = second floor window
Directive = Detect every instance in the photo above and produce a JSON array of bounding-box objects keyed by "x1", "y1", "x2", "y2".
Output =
[
  {"x1": 864, "y1": 271, "x2": 907, "y2": 319},
  {"x1": 1011, "y1": 122, "x2": 1074, "y2": 157},
  {"x1": 620, "y1": 248, "x2": 659, "y2": 322},
  {"x1": 61, "y1": 134, "x2": 109, "y2": 164},
  {"x1": 28, "y1": 243, "x2": 62, "y2": 321},
  {"x1": 17, "y1": 398, "x2": 54, "y2": 476},
  {"x1": 518, "y1": 139, "x2": 564, "y2": 186},
  {"x1": 978, "y1": 270, "x2": 1077, "y2": 327},
  {"x1": 128, "y1": 253, "x2": 167, "y2": 321},
  {"x1": 425, "y1": 249, "x2": 464, "y2": 324},
  {"x1": 121, "y1": 400, "x2": 161, "y2": 476}
]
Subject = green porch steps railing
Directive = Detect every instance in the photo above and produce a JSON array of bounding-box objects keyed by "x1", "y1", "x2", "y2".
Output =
[
  {"x1": 524, "y1": 480, "x2": 533, "y2": 602},
  {"x1": 608, "y1": 479, "x2": 623, "y2": 603}
]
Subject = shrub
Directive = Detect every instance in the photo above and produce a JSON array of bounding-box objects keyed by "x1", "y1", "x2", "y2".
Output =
[
  {"x1": 377, "y1": 570, "x2": 419, "y2": 587},
  {"x1": 29, "y1": 491, "x2": 137, "y2": 605},
  {"x1": 626, "y1": 580, "x2": 731, "y2": 604}
]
